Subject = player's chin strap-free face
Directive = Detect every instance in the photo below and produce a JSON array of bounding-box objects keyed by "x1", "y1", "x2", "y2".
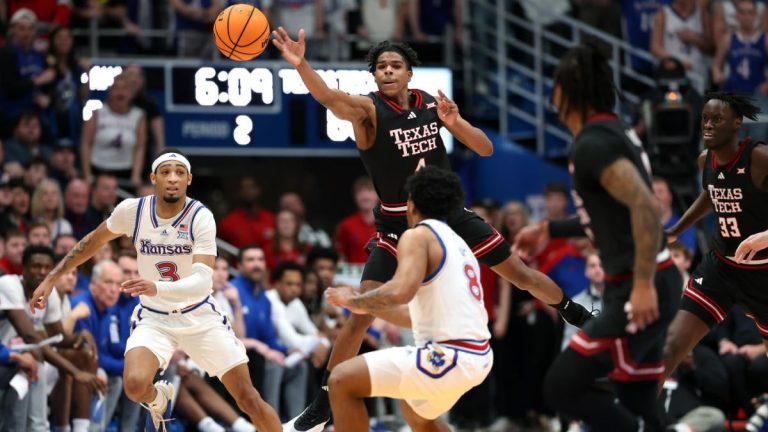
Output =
[{"x1": 151, "y1": 153, "x2": 192, "y2": 185}]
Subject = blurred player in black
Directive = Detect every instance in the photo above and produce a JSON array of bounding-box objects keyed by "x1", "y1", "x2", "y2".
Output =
[
  {"x1": 663, "y1": 93, "x2": 768, "y2": 386},
  {"x1": 271, "y1": 27, "x2": 592, "y2": 432},
  {"x1": 515, "y1": 45, "x2": 682, "y2": 431}
]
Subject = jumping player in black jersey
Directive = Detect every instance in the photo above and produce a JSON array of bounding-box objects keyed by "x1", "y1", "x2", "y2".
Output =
[
  {"x1": 514, "y1": 46, "x2": 682, "y2": 431},
  {"x1": 663, "y1": 93, "x2": 768, "y2": 383},
  {"x1": 271, "y1": 27, "x2": 592, "y2": 432}
]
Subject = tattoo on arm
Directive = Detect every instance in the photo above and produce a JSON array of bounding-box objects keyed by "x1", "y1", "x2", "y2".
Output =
[
  {"x1": 349, "y1": 283, "x2": 403, "y2": 312},
  {"x1": 600, "y1": 159, "x2": 661, "y2": 282},
  {"x1": 49, "y1": 232, "x2": 94, "y2": 280}
]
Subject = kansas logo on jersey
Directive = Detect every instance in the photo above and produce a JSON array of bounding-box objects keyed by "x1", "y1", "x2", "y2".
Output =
[
  {"x1": 427, "y1": 349, "x2": 446, "y2": 369},
  {"x1": 139, "y1": 239, "x2": 192, "y2": 256}
]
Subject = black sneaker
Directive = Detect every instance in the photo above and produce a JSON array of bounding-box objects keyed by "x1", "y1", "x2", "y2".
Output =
[{"x1": 283, "y1": 396, "x2": 331, "y2": 432}]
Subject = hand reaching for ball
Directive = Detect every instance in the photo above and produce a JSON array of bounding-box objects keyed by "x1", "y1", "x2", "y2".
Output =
[{"x1": 272, "y1": 27, "x2": 305, "y2": 67}]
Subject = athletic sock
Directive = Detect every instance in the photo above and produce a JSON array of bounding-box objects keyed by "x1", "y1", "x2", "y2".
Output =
[
  {"x1": 72, "y1": 418, "x2": 90, "y2": 432},
  {"x1": 231, "y1": 417, "x2": 257, "y2": 432},
  {"x1": 197, "y1": 416, "x2": 225, "y2": 432}
]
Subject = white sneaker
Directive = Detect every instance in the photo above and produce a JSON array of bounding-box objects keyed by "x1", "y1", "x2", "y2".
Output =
[{"x1": 143, "y1": 380, "x2": 176, "y2": 432}]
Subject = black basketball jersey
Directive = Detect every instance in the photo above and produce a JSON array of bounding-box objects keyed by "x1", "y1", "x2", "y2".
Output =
[
  {"x1": 359, "y1": 90, "x2": 451, "y2": 209},
  {"x1": 570, "y1": 114, "x2": 663, "y2": 276},
  {"x1": 703, "y1": 139, "x2": 768, "y2": 259}
]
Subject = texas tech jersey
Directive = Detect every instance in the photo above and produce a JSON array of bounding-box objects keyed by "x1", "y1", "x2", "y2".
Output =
[
  {"x1": 106, "y1": 195, "x2": 217, "y2": 311},
  {"x1": 703, "y1": 139, "x2": 768, "y2": 261},
  {"x1": 359, "y1": 90, "x2": 451, "y2": 210},
  {"x1": 570, "y1": 114, "x2": 663, "y2": 276}
]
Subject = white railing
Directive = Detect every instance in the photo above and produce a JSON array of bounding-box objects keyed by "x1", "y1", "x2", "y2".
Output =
[{"x1": 465, "y1": 0, "x2": 704, "y2": 157}]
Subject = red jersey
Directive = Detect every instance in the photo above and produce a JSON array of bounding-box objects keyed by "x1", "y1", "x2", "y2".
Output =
[
  {"x1": 335, "y1": 212, "x2": 376, "y2": 264},
  {"x1": 479, "y1": 264, "x2": 498, "y2": 321},
  {"x1": 0, "y1": 258, "x2": 22, "y2": 276},
  {"x1": 218, "y1": 208, "x2": 275, "y2": 249},
  {"x1": 10, "y1": 0, "x2": 71, "y2": 27},
  {"x1": 263, "y1": 240, "x2": 311, "y2": 270}
]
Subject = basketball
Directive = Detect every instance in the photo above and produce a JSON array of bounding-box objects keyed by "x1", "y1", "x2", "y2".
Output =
[{"x1": 213, "y1": 4, "x2": 270, "y2": 61}]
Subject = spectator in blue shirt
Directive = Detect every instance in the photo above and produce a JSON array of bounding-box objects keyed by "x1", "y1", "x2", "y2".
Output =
[
  {"x1": 71, "y1": 260, "x2": 125, "y2": 431},
  {"x1": 0, "y1": 344, "x2": 38, "y2": 431},
  {"x1": 230, "y1": 245, "x2": 288, "y2": 360}
]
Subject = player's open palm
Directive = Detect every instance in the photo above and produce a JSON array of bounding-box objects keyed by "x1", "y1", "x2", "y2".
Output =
[
  {"x1": 436, "y1": 90, "x2": 458, "y2": 127},
  {"x1": 625, "y1": 282, "x2": 659, "y2": 333},
  {"x1": 513, "y1": 222, "x2": 548, "y2": 261},
  {"x1": 326, "y1": 286, "x2": 365, "y2": 314},
  {"x1": 734, "y1": 231, "x2": 768, "y2": 263},
  {"x1": 271, "y1": 27, "x2": 305, "y2": 67},
  {"x1": 29, "y1": 281, "x2": 54, "y2": 312},
  {"x1": 121, "y1": 278, "x2": 158, "y2": 297}
]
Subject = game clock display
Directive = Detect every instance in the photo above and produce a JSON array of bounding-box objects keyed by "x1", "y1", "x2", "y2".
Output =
[{"x1": 171, "y1": 66, "x2": 276, "y2": 112}]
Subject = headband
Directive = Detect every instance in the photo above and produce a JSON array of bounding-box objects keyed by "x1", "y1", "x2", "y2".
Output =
[{"x1": 152, "y1": 153, "x2": 191, "y2": 173}]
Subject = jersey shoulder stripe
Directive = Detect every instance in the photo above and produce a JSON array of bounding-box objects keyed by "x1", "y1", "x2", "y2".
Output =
[{"x1": 132, "y1": 197, "x2": 147, "y2": 247}]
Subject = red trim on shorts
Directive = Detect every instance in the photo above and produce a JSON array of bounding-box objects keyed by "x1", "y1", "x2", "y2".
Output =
[
  {"x1": 375, "y1": 233, "x2": 398, "y2": 257},
  {"x1": 683, "y1": 278, "x2": 727, "y2": 323},
  {"x1": 745, "y1": 312, "x2": 768, "y2": 337},
  {"x1": 712, "y1": 137, "x2": 749, "y2": 172},
  {"x1": 379, "y1": 207, "x2": 407, "y2": 216},
  {"x1": 603, "y1": 258, "x2": 675, "y2": 283},
  {"x1": 471, "y1": 229, "x2": 505, "y2": 257},
  {"x1": 713, "y1": 249, "x2": 768, "y2": 269},
  {"x1": 569, "y1": 331, "x2": 665, "y2": 382}
]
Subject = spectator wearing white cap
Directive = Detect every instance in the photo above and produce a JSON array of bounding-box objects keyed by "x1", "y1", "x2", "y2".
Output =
[{"x1": 0, "y1": 8, "x2": 56, "y2": 137}]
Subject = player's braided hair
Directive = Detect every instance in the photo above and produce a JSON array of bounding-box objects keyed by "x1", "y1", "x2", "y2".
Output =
[
  {"x1": 366, "y1": 41, "x2": 421, "y2": 73},
  {"x1": 405, "y1": 166, "x2": 464, "y2": 220},
  {"x1": 553, "y1": 44, "x2": 617, "y2": 122},
  {"x1": 705, "y1": 92, "x2": 761, "y2": 121}
]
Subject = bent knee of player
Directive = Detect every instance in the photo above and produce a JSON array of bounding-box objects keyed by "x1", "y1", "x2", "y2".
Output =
[
  {"x1": 328, "y1": 358, "x2": 369, "y2": 398},
  {"x1": 123, "y1": 369, "x2": 154, "y2": 402}
]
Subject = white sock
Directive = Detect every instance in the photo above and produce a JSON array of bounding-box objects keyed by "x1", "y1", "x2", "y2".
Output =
[
  {"x1": 149, "y1": 387, "x2": 167, "y2": 411},
  {"x1": 197, "y1": 416, "x2": 225, "y2": 432},
  {"x1": 231, "y1": 417, "x2": 257, "y2": 432},
  {"x1": 72, "y1": 418, "x2": 90, "y2": 432}
]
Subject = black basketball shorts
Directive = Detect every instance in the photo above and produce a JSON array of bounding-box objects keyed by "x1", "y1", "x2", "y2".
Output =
[
  {"x1": 681, "y1": 250, "x2": 768, "y2": 338},
  {"x1": 568, "y1": 259, "x2": 682, "y2": 382},
  {"x1": 361, "y1": 207, "x2": 511, "y2": 284}
]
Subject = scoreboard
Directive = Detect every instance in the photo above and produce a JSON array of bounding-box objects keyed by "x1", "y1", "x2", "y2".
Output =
[{"x1": 84, "y1": 59, "x2": 454, "y2": 156}]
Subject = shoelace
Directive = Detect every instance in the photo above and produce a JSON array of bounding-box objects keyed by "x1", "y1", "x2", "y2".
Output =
[{"x1": 140, "y1": 402, "x2": 175, "y2": 432}]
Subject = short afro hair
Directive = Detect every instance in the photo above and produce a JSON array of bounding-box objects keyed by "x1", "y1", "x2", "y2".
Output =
[
  {"x1": 271, "y1": 261, "x2": 305, "y2": 282},
  {"x1": 22, "y1": 245, "x2": 55, "y2": 267},
  {"x1": 366, "y1": 41, "x2": 421, "y2": 73},
  {"x1": 405, "y1": 166, "x2": 464, "y2": 220}
]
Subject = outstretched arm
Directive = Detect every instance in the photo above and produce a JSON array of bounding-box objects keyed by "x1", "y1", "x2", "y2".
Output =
[
  {"x1": 436, "y1": 90, "x2": 493, "y2": 156},
  {"x1": 271, "y1": 27, "x2": 374, "y2": 123},
  {"x1": 31, "y1": 222, "x2": 121, "y2": 310},
  {"x1": 326, "y1": 228, "x2": 429, "y2": 313}
]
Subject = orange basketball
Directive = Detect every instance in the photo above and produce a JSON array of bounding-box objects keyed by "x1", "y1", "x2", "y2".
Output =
[{"x1": 213, "y1": 4, "x2": 270, "y2": 61}]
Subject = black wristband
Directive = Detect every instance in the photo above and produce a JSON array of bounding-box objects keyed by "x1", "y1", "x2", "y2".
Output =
[{"x1": 548, "y1": 217, "x2": 586, "y2": 238}]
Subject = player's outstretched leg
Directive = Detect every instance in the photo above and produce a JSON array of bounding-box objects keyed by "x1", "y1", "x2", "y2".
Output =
[
  {"x1": 220, "y1": 363, "x2": 282, "y2": 432},
  {"x1": 123, "y1": 347, "x2": 175, "y2": 432},
  {"x1": 327, "y1": 356, "x2": 372, "y2": 432},
  {"x1": 284, "y1": 280, "x2": 382, "y2": 432},
  {"x1": 399, "y1": 400, "x2": 452, "y2": 432}
]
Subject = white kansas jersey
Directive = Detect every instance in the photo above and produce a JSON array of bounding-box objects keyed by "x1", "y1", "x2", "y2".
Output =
[
  {"x1": 409, "y1": 219, "x2": 491, "y2": 346},
  {"x1": 107, "y1": 195, "x2": 217, "y2": 310}
]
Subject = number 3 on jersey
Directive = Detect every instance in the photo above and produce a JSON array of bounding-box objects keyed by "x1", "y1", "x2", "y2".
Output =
[
  {"x1": 156, "y1": 262, "x2": 180, "y2": 281},
  {"x1": 464, "y1": 264, "x2": 482, "y2": 301},
  {"x1": 718, "y1": 217, "x2": 741, "y2": 238}
]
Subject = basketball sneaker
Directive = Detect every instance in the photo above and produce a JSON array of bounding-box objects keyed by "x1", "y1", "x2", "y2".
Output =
[
  {"x1": 143, "y1": 380, "x2": 175, "y2": 432},
  {"x1": 283, "y1": 390, "x2": 330, "y2": 432}
]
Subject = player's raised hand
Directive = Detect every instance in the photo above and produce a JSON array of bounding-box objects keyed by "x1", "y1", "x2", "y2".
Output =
[
  {"x1": 271, "y1": 27, "x2": 305, "y2": 67},
  {"x1": 436, "y1": 89, "x2": 459, "y2": 127},
  {"x1": 121, "y1": 278, "x2": 158, "y2": 297},
  {"x1": 326, "y1": 285, "x2": 367, "y2": 314},
  {"x1": 513, "y1": 221, "x2": 549, "y2": 261},
  {"x1": 734, "y1": 231, "x2": 768, "y2": 263},
  {"x1": 625, "y1": 280, "x2": 659, "y2": 333},
  {"x1": 29, "y1": 280, "x2": 55, "y2": 312}
]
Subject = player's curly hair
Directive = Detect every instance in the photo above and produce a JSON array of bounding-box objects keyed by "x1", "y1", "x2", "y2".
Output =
[
  {"x1": 405, "y1": 166, "x2": 464, "y2": 220},
  {"x1": 553, "y1": 44, "x2": 617, "y2": 122},
  {"x1": 366, "y1": 41, "x2": 421, "y2": 73},
  {"x1": 705, "y1": 92, "x2": 761, "y2": 121}
]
